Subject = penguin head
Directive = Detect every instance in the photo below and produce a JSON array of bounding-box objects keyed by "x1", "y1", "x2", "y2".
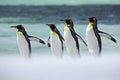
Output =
[
  {"x1": 46, "y1": 24, "x2": 56, "y2": 31},
  {"x1": 87, "y1": 17, "x2": 97, "y2": 23},
  {"x1": 11, "y1": 25, "x2": 24, "y2": 31},
  {"x1": 60, "y1": 19, "x2": 73, "y2": 25}
]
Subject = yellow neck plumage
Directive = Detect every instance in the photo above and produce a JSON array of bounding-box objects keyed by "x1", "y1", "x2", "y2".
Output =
[
  {"x1": 50, "y1": 30, "x2": 56, "y2": 35},
  {"x1": 64, "y1": 25, "x2": 69, "y2": 30},
  {"x1": 17, "y1": 31, "x2": 23, "y2": 36},
  {"x1": 87, "y1": 22, "x2": 93, "y2": 29}
]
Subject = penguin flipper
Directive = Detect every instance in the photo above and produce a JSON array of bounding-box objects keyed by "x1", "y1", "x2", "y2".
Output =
[
  {"x1": 69, "y1": 27, "x2": 87, "y2": 46},
  {"x1": 47, "y1": 36, "x2": 51, "y2": 47},
  {"x1": 55, "y1": 28, "x2": 64, "y2": 41},
  {"x1": 98, "y1": 31, "x2": 117, "y2": 43},
  {"x1": 28, "y1": 36, "x2": 45, "y2": 44},
  {"x1": 76, "y1": 34, "x2": 87, "y2": 46}
]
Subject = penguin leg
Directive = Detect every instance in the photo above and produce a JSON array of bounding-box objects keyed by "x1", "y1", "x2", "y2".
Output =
[
  {"x1": 28, "y1": 36, "x2": 45, "y2": 44},
  {"x1": 98, "y1": 31, "x2": 117, "y2": 43}
]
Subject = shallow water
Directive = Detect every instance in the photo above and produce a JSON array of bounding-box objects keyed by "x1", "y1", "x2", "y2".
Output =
[{"x1": 0, "y1": 23, "x2": 119, "y2": 54}]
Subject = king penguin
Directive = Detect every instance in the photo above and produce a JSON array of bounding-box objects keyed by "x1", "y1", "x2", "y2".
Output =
[
  {"x1": 11, "y1": 25, "x2": 45, "y2": 58},
  {"x1": 85, "y1": 17, "x2": 117, "y2": 54},
  {"x1": 61, "y1": 19, "x2": 87, "y2": 57},
  {"x1": 46, "y1": 24, "x2": 64, "y2": 58}
]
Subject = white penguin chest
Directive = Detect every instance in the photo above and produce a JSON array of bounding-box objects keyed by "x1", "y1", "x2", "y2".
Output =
[
  {"x1": 17, "y1": 32, "x2": 29, "y2": 56},
  {"x1": 86, "y1": 27, "x2": 97, "y2": 42},
  {"x1": 50, "y1": 33, "x2": 61, "y2": 45},
  {"x1": 64, "y1": 29, "x2": 79, "y2": 56},
  {"x1": 64, "y1": 29, "x2": 74, "y2": 43},
  {"x1": 86, "y1": 26, "x2": 99, "y2": 53},
  {"x1": 50, "y1": 33, "x2": 62, "y2": 57}
]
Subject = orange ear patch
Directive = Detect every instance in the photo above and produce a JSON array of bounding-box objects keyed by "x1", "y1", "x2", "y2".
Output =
[
  {"x1": 93, "y1": 18, "x2": 96, "y2": 22},
  {"x1": 70, "y1": 19, "x2": 73, "y2": 24}
]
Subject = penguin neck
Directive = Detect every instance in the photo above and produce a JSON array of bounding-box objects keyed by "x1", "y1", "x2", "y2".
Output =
[
  {"x1": 88, "y1": 22, "x2": 93, "y2": 28},
  {"x1": 87, "y1": 22, "x2": 98, "y2": 31},
  {"x1": 18, "y1": 28, "x2": 25, "y2": 33},
  {"x1": 64, "y1": 23, "x2": 73, "y2": 30},
  {"x1": 17, "y1": 31, "x2": 23, "y2": 36},
  {"x1": 17, "y1": 29, "x2": 28, "y2": 37},
  {"x1": 93, "y1": 22, "x2": 97, "y2": 27},
  {"x1": 93, "y1": 22, "x2": 98, "y2": 30},
  {"x1": 68, "y1": 23, "x2": 74, "y2": 28},
  {"x1": 50, "y1": 30, "x2": 56, "y2": 35}
]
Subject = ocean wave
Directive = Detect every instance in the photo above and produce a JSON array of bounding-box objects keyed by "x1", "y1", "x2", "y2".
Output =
[{"x1": 0, "y1": 5, "x2": 120, "y2": 24}]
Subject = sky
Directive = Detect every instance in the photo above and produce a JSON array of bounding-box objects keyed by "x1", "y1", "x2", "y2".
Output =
[{"x1": 0, "y1": 0, "x2": 120, "y2": 5}]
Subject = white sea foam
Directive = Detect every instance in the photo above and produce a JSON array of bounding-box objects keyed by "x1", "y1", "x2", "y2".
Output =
[{"x1": 0, "y1": 53, "x2": 120, "y2": 80}]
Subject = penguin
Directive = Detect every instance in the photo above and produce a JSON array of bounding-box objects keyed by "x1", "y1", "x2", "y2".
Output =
[
  {"x1": 11, "y1": 25, "x2": 45, "y2": 57},
  {"x1": 85, "y1": 17, "x2": 117, "y2": 54},
  {"x1": 60, "y1": 19, "x2": 87, "y2": 57},
  {"x1": 46, "y1": 24, "x2": 64, "y2": 58}
]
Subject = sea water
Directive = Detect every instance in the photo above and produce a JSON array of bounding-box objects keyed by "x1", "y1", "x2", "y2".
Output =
[{"x1": 0, "y1": 5, "x2": 120, "y2": 80}]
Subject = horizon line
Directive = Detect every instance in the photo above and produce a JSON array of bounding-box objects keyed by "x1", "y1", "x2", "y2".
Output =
[{"x1": 0, "y1": 4, "x2": 120, "y2": 6}]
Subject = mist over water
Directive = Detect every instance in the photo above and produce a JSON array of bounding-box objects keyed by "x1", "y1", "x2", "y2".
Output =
[{"x1": 0, "y1": 53, "x2": 120, "y2": 80}]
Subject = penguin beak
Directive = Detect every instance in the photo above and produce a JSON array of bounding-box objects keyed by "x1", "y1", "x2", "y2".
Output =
[
  {"x1": 60, "y1": 19, "x2": 66, "y2": 22},
  {"x1": 82, "y1": 18, "x2": 89, "y2": 21},
  {"x1": 46, "y1": 24, "x2": 50, "y2": 26},
  {"x1": 11, "y1": 26, "x2": 17, "y2": 28},
  {"x1": 46, "y1": 24, "x2": 52, "y2": 30},
  {"x1": 46, "y1": 24, "x2": 51, "y2": 28}
]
